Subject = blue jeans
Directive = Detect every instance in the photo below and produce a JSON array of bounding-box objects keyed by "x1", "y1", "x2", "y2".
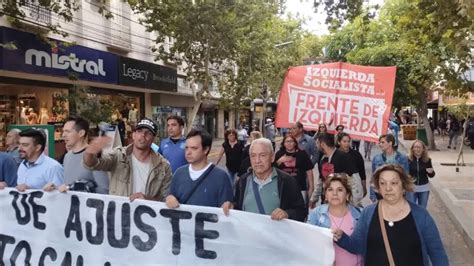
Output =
[
  {"x1": 406, "y1": 191, "x2": 430, "y2": 208},
  {"x1": 227, "y1": 170, "x2": 238, "y2": 187}
]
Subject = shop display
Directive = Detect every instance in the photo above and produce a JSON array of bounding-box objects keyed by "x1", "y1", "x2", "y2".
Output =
[
  {"x1": 0, "y1": 95, "x2": 16, "y2": 149},
  {"x1": 128, "y1": 103, "x2": 139, "y2": 128}
]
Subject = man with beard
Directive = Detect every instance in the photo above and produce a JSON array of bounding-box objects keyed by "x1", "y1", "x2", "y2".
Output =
[
  {"x1": 84, "y1": 118, "x2": 172, "y2": 201},
  {"x1": 16, "y1": 128, "x2": 64, "y2": 191},
  {"x1": 44, "y1": 116, "x2": 109, "y2": 194}
]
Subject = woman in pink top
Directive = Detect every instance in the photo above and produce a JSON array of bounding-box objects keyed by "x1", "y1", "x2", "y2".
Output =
[{"x1": 307, "y1": 173, "x2": 363, "y2": 266}]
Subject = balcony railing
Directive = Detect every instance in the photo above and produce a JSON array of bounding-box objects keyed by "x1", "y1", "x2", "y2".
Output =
[{"x1": 20, "y1": 1, "x2": 52, "y2": 25}]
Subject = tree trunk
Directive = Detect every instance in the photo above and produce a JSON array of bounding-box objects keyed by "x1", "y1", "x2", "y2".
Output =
[
  {"x1": 186, "y1": 100, "x2": 202, "y2": 134},
  {"x1": 417, "y1": 90, "x2": 436, "y2": 150},
  {"x1": 185, "y1": 41, "x2": 210, "y2": 134}
]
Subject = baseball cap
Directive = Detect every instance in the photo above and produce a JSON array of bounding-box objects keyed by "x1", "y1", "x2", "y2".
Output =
[
  {"x1": 266, "y1": 118, "x2": 272, "y2": 122},
  {"x1": 135, "y1": 118, "x2": 158, "y2": 135}
]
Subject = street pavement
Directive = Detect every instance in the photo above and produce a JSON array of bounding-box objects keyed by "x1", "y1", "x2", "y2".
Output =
[
  {"x1": 398, "y1": 135, "x2": 474, "y2": 266},
  {"x1": 208, "y1": 134, "x2": 474, "y2": 265}
]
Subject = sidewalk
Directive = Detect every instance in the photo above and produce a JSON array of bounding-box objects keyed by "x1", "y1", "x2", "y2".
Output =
[
  {"x1": 208, "y1": 138, "x2": 225, "y2": 159},
  {"x1": 399, "y1": 135, "x2": 474, "y2": 250}
]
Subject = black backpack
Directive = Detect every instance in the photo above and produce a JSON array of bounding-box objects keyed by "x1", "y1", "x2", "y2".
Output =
[
  {"x1": 468, "y1": 120, "x2": 474, "y2": 133},
  {"x1": 452, "y1": 120, "x2": 460, "y2": 132}
]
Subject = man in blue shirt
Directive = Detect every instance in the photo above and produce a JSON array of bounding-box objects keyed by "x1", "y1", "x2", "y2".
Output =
[
  {"x1": 0, "y1": 152, "x2": 18, "y2": 189},
  {"x1": 5, "y1": 128, "x2": 21, "y2": 165},
  {"x1": 165, "y1": 129, "x2": 233, "y2": 209},
  {"x1": 290, "y1": 122, "x2": 319, "y2": 165},
  {"x1": 159, "y1": 115, "x2": 187, "y2": 173},
  {"x1": 16, "y1": 128, "x2": 64, "y2": 191}
]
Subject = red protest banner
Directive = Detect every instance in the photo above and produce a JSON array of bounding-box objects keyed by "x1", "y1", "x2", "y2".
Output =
[{"x1": 275, "y1": 62, "x2": 396, "y2": 142}]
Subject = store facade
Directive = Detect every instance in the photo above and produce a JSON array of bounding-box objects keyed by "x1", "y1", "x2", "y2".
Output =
[{"x1": 0, "y1": 26, "x2": 177, "y2": 155}]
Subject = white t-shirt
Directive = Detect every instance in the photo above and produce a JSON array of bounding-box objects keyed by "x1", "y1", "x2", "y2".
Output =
[
  {"x1": 132, "y1": 154, "x2": 151, "y2": 193},
  {"x1": 188, "y1": 163, "x2": 213, "y2": 181}
]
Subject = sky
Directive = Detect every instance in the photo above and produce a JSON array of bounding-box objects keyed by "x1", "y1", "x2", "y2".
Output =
[{"x1": 284, "y1": 0, "x2": 385, "y2": 36}]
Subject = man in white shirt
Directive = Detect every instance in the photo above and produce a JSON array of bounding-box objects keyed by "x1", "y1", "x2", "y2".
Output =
[{"x1": 84, "y1": 118, "x2": 171, "y2": 201}]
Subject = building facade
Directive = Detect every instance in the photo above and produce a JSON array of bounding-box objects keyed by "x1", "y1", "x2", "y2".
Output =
[{"x1": 0, "y1": 1, "x2": 233, "y2": 155}]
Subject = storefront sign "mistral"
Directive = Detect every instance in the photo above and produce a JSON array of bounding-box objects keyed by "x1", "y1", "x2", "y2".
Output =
[{"x1": 25, "y1": 49, "x2": 107, "y2": 76}]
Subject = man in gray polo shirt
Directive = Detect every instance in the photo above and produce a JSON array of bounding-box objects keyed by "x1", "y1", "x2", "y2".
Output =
[
  {"x1": 49, "y1": 116, "x2": 109, "y2": 194},
  {"x1": 231, "y1": 138, "x2": 305, "y2": 221}
]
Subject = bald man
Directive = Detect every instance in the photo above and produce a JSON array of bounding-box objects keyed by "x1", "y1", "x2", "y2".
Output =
[{"x1": 6, "y1": 128, "x2": 21, "y2": 164}]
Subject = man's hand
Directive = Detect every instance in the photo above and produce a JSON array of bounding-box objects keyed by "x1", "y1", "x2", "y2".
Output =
[
  {"x1": 0, "y1": 181, "x2": 7, "y2": 190},
  {"x1": 271, "y1": 208, "x2": 289, "y2": 221},
  {"x1": 43, "y1": 182, "x2": 56, "y2": 192},
  {"x1": 58, "y1": 184, "x2": 69, "y2": 193},
  {"x1": 16, "y1": 184, "x2": 29, "y2": 192},
  {"x1": 221, "y1": 201, "x2": 233, "y2": 216},
  {"x1": 309, "y1": 199, "x2": 317, "y2": 210},
  {"x1": 165, "y1": 195, "x2": 180, "y2": 208},
  {"x1": 85, "y1": 136, "x2": 112, "y2": 155},
  {"x1": 129, "y1": 192, "x2": 146, "y2": 202}
]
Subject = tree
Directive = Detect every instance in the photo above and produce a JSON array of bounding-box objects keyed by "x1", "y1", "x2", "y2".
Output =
[
  {"x1": 227, "y1": 17, "x2": 311, "y2": 106},
  {"x1": 322, "y1": 0, "x2": 473, "y2": 150},
  {"x1": 312, "y1": 0, "x2": 379, "y2": 31},
  {"x1": 446, "y1": 99, "x2": 474, "y2": 165},
  {"x1": 129, "y1": 0, "x2": 283, "y2": 132}
]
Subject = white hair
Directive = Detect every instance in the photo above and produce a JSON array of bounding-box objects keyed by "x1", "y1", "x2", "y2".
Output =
[
  {"x1": 249, "y1": 138, "x2": 274, "y2": 154},
  {"x1": 8, "y1": 128, "x2": 21, "y2": 135}
]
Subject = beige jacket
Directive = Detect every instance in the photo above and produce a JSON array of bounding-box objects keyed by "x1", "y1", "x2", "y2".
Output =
[{"x1": 84, "y1": 144, "x2": 172, "y2": 200}]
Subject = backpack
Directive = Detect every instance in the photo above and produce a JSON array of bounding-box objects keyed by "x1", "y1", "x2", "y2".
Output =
[
  {"x1": 451, "y1": 120, "x2": 460, "y2": 132},
  {"x1": 468, "y1": 120, "x2": 474, "y2": 133}
]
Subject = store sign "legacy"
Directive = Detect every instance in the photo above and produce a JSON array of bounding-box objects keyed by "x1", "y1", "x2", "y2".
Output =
[
  {"x1": 122, "y1": 63, "x2": 148, "y2": 81},
  {"x1": 25, "y1": 49, "x2": 106, "y2": 76},
  {"x1": 118, "y1": 57, "x2": 177, "y2": 92}
]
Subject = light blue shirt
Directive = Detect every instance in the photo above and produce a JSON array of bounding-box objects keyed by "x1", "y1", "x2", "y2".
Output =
[
  {"x1": 159, "y1": 137, "x2": 187, "y2": 173},
  {"x1": 17, "y1": 153, "x2": 64, "y2": 189}
]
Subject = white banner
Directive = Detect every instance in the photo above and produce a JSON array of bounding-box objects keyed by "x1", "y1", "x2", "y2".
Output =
[{"x1": 0, "y1": 188, "x2": 334, "y2": 265}]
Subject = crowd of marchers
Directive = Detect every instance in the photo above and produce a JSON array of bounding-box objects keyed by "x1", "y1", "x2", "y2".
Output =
[{"x1": 0, "y1": 114, "x2": 454, "y2": 266}]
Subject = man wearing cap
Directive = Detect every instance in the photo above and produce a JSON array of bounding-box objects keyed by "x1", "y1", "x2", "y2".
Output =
[{"x1": 83, "y1": 118, "x2": 172, "y2": 201}]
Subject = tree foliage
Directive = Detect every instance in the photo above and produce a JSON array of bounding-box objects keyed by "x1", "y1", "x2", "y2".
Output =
[
  {"x1": 322, "y1": 0, "x2": 473, "y2": 149},
  {"x1": 130, "y1": 0, "x2": 317, "y2": 115}
]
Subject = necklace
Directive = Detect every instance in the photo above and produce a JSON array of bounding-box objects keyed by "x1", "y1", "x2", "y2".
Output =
[
  {"x1": 382, "y1": 201, "x2": 406, "y2": 227},
  {"x1": 329, "y1": 207, "x2": 348, "y2": 229}
]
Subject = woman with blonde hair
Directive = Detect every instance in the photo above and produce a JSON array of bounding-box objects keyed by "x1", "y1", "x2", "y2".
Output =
[
  {"x1": 308, "y1": 173, "x2": 363, "y2": 266},
  {"x1": 407, "y1": 140, "x2": 435, "y2": 208}
]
